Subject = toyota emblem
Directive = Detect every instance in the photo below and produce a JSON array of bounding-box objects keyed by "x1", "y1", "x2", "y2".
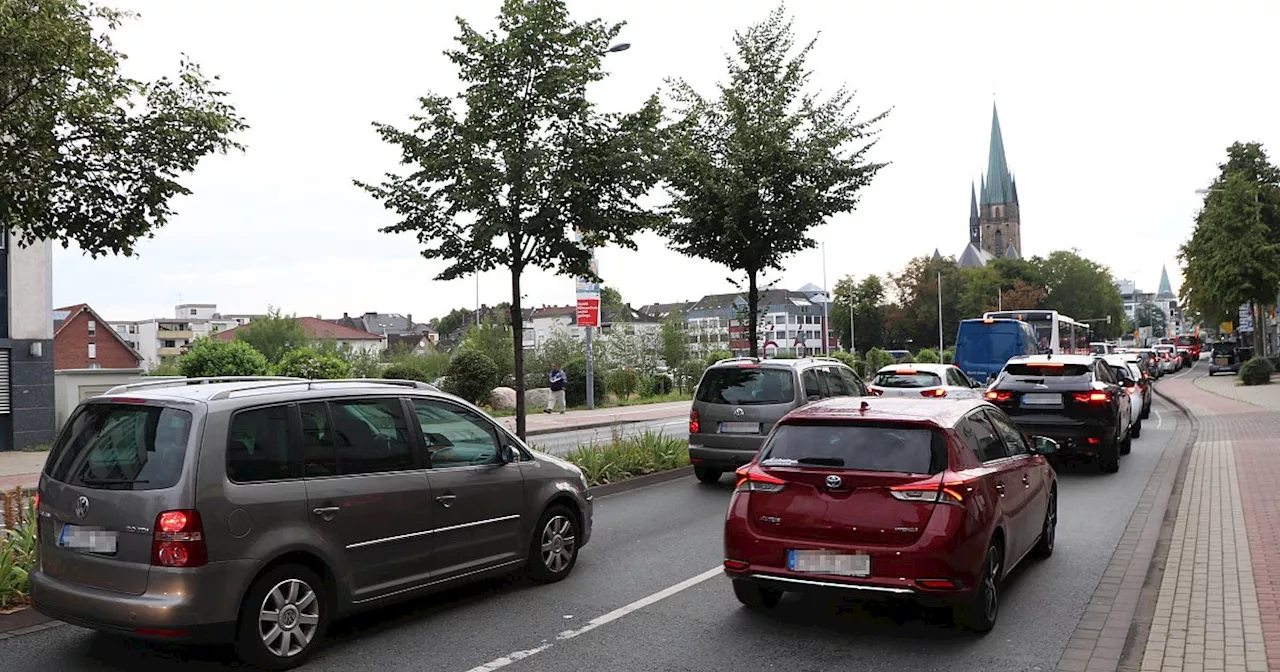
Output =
[
  {"x1": 825, "y1": 475, "x2": 843, "y2": 489},
  {"x1": 75, "y1": 496, "x2": 90, "y2": 519},
  {"x1": 733, "y1": 408, "x2": 745, "y2": 418}
]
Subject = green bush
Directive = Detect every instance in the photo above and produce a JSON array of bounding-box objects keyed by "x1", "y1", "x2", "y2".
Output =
[
  {"x1": 896, "y1": 352, "x2": 915, "y2": 364},
  {"x1": 443, "y1": 351, "x2": 502, "y2": 404},
  {"x1": 649, "y1": 373, "x2": 674, "y2": 396},
  {"x1": 914, "y1": 348, "x2": 941, "y2": 364},
  {"x1": 561, "y1": 431, "x2": 689, "y2": 486},
  {"x1": 864, "y1": 348, "x2": 893, "y2": 375},
  {"x1": 677, "y1": 360, "x2": 706, "y2": 394},
  {"x1": 705, "y1": 350, "x2": 732, "y2": 367},
  {"x1": 1239, "y1": 356, "x2": 1274, "y2": 386},
  {"x1": 830, "y1": 351, "x2": 856, "y2": 368},
  {"x1": 942, "y1": 349, "x2": 955, "y2": 364},
  {"x1": 563, "y1": 358, "x2": 607, "y2": 407},
  {"x1": 0, "y1": 494, "x2": 36, "y2": 608},
  {"x1": 608, "y1": 368, "x2": 640, "y2": 398},
  {"x1": 178, "y1": 338, "x2": 269, "y2": 378},
  {"x1": 383, "y1": 353, "x2": 450, "y2": 383},
  {"x1": 273, "y1": 348, "x2": 351, "y2": 379}
]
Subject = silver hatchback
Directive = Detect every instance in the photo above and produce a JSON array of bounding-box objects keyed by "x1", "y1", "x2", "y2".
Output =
[{"x1": 30, "y1": 377, "x2": 592, "y2": 670}]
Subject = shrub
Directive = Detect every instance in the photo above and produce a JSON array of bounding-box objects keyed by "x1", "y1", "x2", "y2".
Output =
[
  {"x1": 942, "y1": 349, "x2": 955, "y2": 364},
  {"x1": 1239, "y1": 356, "x2": 1274, "y2": 386},
  {"x1": 705, "y1": 350, "x2": 732, "y2": 367},
  {"x1": 915, "y1": 348, "x2": 941, "y2": 364},
  {"x1": 830, "y1": 351, "x2": 857, "y2": 368},
  {"x1": 273, "y1": 348, "x2": 351, "y2": 379},
  {"x1": 383, "y1": 353, "x2": 450, "y2": 383},
  {"x1": 677, "y1": 360, "x2": 706, "y2": 395},
  {"x1": 178, "y1": 338, "x2": 269, "y2": 378},
  {"x1": 608, "y1": 368, "x2": 640, "y2": 398},
  {"x1": 649, "y1": 373, "x2": 674, "y2": 396},
  {"x1": 561, "y1": 431, "x2": 689, "y2": 486},
  {"x1": 563, "y1": 358, "x2": 607, "y2": 407},
  {"x1": 443, "y1": 351, "x2": 502, "y2": 404},
  {"x1": 896, "y1": 352, "x2": 915, "y2": 364},
  {"x1": 864, "y1": 348, "x2": 893, "y2": 375},
  {"x1": 0, "y1": 490, "x2": 36, "y2": 608}
]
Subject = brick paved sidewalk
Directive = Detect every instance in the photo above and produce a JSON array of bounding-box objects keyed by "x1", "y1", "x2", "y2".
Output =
[{"x1": 1141, "y1": 376, "x2": 1279, "y2": 672}]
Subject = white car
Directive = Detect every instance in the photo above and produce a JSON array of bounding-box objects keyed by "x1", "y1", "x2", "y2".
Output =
[
  {"x1": 867, "y1": 363, "x2": 983, "y2": 399},
  {"x1": 1102, "y1": 355, "x2": 1145, "y2": 438},
  {"x1": 1154, "y1": 345, "x2": 1179, "y2": 373}
]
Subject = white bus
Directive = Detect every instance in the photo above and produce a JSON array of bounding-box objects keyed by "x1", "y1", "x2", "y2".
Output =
[{"x1": 981, "y1": 310, "x2": 1091, "y2": 355}]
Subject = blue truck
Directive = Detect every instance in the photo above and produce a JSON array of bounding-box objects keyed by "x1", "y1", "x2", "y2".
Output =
[{"x1": 953, "y1": 317, "x2": 1039, "y2": 386}]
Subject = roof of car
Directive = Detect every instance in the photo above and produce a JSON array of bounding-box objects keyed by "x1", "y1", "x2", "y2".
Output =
[
  {"x1": 708, "y1": 356, "x2": 850, "y2": 369},
  {"x1": 782, "y1": 396, "x2": 987, "y2": 428},
  {"x1": 1006, "y1": 353, "x2": 1096, "y2": 366},
  {"x1": 91, "y1": 377, "x2": 442, "y2": 403},
  {"x1": 874, "y1": 363, "x2": 950, "y2": 375},
  {"x1": 1103, "y1": 354, "x2": 1140, "y2": 365}
]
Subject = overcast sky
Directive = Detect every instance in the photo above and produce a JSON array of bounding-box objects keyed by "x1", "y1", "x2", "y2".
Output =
[{"x1": 51, "y1": 0, "x2": 1278, "y2": 321}]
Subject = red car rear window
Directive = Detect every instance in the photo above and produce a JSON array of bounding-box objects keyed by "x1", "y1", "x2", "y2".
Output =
[{"x1": 761, "y1": 423, "x2": 946, "y2": 475}]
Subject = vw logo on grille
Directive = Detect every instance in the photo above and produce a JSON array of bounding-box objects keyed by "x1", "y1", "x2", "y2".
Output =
[
  {"x1": 75, "y1": 496, "x2": 90, "y2": 519},
  {"x1": 733, "y1": 408, "x2": 745, "y2": 417},
  {"x1": 825, "y1": 475, "x2": 843, "y2": 489}
]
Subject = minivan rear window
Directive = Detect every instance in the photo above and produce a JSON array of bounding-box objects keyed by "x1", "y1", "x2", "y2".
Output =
[
  {"x1": 873, "y1": 371, "x2": 942, "y2": 388},
  {"x1": 1003, "y1": 363, "x2": 1092, "y2": 377},
  {"x1": 44, "y1": 403, "x2": 194, "y2": 490},
  {"x1": 761, "y1": 423, "x2": 946, "y2": 475},
  {"x1": 696, "y1": 367, "x2": 795, "y2": 405}
]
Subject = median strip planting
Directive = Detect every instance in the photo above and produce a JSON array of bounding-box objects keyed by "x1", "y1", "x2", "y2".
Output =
[{"x1": 562, "y1": 431, "x2": 689, "y2": 486}]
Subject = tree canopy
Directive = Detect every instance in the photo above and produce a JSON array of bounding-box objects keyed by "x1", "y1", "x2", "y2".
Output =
[
  {"x1": 1, "y1": 0, "x2": 246, "y2": 256},
  {"x1": 234, "y1": 307, "x2": 307, "y2": 365},
  {"x1": 1034, "y1": 250, "x2": 1125, "y2": 338},
  {"x1": 661, "y1": 8, "x2": 887, "y2": 357},
  {"x1": 356, "y1": 0, "x2": 665, "y2": 437}
]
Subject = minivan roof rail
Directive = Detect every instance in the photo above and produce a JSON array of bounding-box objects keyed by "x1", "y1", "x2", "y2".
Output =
[
  {"x1": 104, "y1": 376, "x2": 303, "y2": 395},
  {"x1": 206, "y1": 378, "x2": 441, "y2": 401},
  {"x1": 714, "y1": 356, "x2": 760, "y2": 365}
]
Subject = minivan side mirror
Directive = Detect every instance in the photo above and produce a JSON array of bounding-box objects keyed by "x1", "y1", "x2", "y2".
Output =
[
  {"x1": 1031, "y1": 436, "x2": 1059, "y2": 455},
  {"x1": 500, "y1": 442, "x2": 519, "y2": 463}
]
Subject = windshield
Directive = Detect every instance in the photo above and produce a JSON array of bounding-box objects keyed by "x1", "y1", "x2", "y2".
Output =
[
  {"x1": 1090, "y1": 343, "x2": 1108, "y2": 355},
  {"x1": 761, "y1": 423, "x2": 946, "y2": 474},
  {"x1": 873, "y1": 371, "x2": 942, "y2": 388},
  {"x1": 44, "y1": 403, "x2": 194, "y2": 490},
  {"x1": 696, "y1": 367, "x2": 795, "y2": 405},
  {"x1": 1004, "y1": 362, "x2": 1092, "y2": 377}
]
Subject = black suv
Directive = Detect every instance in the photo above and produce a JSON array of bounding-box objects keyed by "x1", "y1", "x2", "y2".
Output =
[
  {"x1": 983, "y1": 354, "x2": 1131, "y2": 473},
  {"x1": 688, "y1": 356, "x2": 867, "y2": 483}
]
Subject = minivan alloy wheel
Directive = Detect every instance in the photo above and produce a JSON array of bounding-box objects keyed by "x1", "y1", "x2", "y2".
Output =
[
  {"x1": 541, "y1": 515, "x2": 576, "y2": 573},
  {"x1": 259, "y1": 579, "x2": 321, "y2": 658}
]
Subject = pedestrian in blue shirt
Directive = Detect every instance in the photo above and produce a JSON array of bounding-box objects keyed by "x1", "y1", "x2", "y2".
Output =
[{"x1": 545, "y1": 363, "x2": 567, "y2": 414}]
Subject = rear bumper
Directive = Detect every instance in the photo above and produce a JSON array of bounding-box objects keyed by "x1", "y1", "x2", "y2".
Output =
[
  {"x1": 689, "y1": 441, "x2": 761, "y2": 471},
  {"x1": 30, "y1": 559, "x2": 257, "y2": 644},
  {"x1": 1005, "y1": 417, "x2": 1116, "y2": 453}
]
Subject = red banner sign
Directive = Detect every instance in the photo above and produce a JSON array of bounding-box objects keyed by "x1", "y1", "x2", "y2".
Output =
[{"x1": 576, "y1": 298, "x2": 600, "y2": 328}]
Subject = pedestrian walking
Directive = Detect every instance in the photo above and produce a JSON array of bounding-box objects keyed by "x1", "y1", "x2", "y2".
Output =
[{"x1": 545, "y1": 362, "x2": 567, "y2": 414}]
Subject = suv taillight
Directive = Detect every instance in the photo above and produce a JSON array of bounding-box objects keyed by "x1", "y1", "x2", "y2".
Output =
[
  {"x1": 689, "y1": 409, "x2": 700, "y2": 434},
  {"x1": 734, "y1": 465, "x2": 786, "y2": 493},
  {"x1": 152, "y1": 510, "x2": 207, "y2": 568},
  {"x1": 1071, "y1": 391, "x2": 1110, "y2": 404},
  {"x1": 984, "y1": 390, "x2": 1011, "y2": 403}
]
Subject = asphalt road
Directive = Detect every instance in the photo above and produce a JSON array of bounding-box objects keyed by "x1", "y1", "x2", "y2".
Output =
[{"x1": 0, "y1": 397, "x2": 1184, "y2": 672}]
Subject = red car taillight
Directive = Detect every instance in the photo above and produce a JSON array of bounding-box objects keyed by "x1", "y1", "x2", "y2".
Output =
[
  {"x1": 1071, "y1": 391, "x2": 1110, "y2": 404},
  {"x1": 921, "y1": 388, "x2": 947, "y2": 398},
  {"x1": 867, "y1": 386, "x2": 884, "y2": 396},
  {"x1": 984, "y1": 390, "x2": 1011, "y2": 402},
  {"x1": 889, "y1": 472, "x2": 975, "y2": 506},
  {"x1": 733, "y1": 464, "x2": 786, "y2": 493},
  {"x1": 689, "y1": 409, "x2": 700, "y2": 434},
  {"x1": 152, "y1": 510, "x2": 207, "y2": 568}
]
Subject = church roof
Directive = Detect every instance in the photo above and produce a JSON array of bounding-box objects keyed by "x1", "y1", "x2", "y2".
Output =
[
  {"x1": 1004, "y1": 242, "x2": 1020, "y2": 260},
  {"x1": 958, "y1": 242, "x2": 994, "y2": 268},
  {"x1": 981, "y1": 103, "x2": 1015, "y2": 207},
  {"x1": 1157, "y1": 265, "x2": 1174, "y2": 298}
]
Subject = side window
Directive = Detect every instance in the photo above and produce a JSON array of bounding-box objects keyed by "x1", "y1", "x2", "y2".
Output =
[
  {"x1": 227, "y1": 405, "x2": 295, "y2": 483},
  {"x1": 821, "y1": 367, "x2": 854, "y2": 397},
  {"x1": 967, "y1": 412, "x2": 1008, "y2": 462},
  {"x1": 985, "y1": 410, "x2": 1029, "y2": 457},
  {"x1": 946, "y1": 368, "x2": 963, "y2": 387},
  {"x1": 802, "y1": 369, "x2": 825, "y2": 400},
  {"x1": 299, "y1": 402, "x2": 338, "y2": 477},
  {"x1": 329, "y1": 398, "x2": 416, "y2": 475},
  {"x1": 412, "y1": 399, "x2": 502, "y2": 469},
  {"x1": 1095, "y1": 361, "x2": 1116, "y2": 384},
  {"x1": 838, "y1": 368, "x2": 867, "y2": 396}
]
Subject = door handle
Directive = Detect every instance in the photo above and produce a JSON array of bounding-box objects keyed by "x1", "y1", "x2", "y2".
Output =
[
  {"x1": 436, "y1": 494, "x2": 457, "y2": 507},
  {"x1": 1022, "y1": 475, "x2": 1031, "y2": 487},
  {"x1": 994, "y1": 483, "x2": 1005, "y2": 496},
  {"x1": 312, "y1": 506, "x2": 340, "y2": 521}
]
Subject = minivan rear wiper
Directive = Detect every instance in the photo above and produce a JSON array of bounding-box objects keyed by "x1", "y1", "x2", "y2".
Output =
[
  {"x1": 79, "y1": 477, "x2": 149, "y2": 485},
  {"x1": 796, "y1": 457, "x2": 845, "y2": 467}
]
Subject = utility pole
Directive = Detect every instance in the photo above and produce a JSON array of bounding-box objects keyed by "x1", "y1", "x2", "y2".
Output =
[
  {"x1": 821, "y1": 243, "x2": 830, "y2": 355},
  {"x1": 937, "y1": 271, "x2": 944, "y2": 353}
]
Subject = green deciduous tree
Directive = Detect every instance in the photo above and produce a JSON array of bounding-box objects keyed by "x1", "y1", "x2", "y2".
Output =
[
  {"x1": 1180, "y1": 142, "x2": 1280, "y2": 353},
  {"x1": 891, "y1": 255, "x2": 961, "y2": 350},
  {"x1": 955, "y1": 266, "x2": 1002, "y2": 320},
  {"x1": 830, "y1": 274, "x2": 887, "y2": 355},
  {"x1": 460, "y1": 321, "x2": 515, "y2": 385},
  {"x1": 1133, "y1": 302, "x2": 1167, "y2": 338},
  {"x1": 662, "y1": 8, "x2": 887, "y2": 358},
  {"x1": 1033, "y1": 250, "x2": 1126, "y2": 339},
  {"x1": 235, "y1": 307, "x2": 307, "y2": 365},
  {"x1": 357, "y1": 0, "x2": 665, "y2": 438},
  {"x1": 1, "y1": 0, "x2": 246, "y2": 256},
  {"x1": 659, "y1": 311, "x2": 688, "y2": 370},
  {"x1": 178, "y1": 338, "x2": 268, "y2": 378},
  {"x1": 274, "y1": 348, "x2": 351, "y2": 379}
]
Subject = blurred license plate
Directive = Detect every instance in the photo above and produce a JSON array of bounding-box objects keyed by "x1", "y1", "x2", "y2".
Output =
[
  {"x1": 1022, "y1": 393, "x2": 1061, "y2": 405},
  {"x1": 59, "y1": 523, "x2": 117, "y2": 554},
  {"x1": 719, "y1": 422, "x2": 760, "y2": 434},
  {"x1": 1215, "y1": 357, "x2": 1229, "y2": 365},
  {"x1": 788, "y1": 550, "x2": 870, "y2": 577}
]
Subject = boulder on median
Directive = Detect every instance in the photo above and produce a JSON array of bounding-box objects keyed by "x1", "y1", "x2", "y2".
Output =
[
  {"x1": 490, "y1": 386, "x2": 518, "y2": 410},
  {"x1": 525, "y1": 387, "x2": 552, "y2": 408}
]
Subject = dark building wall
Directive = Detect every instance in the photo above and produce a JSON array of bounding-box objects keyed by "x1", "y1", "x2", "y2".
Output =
[{"x1": 3, "y1": 339, "x2": 56, "y2": 450}]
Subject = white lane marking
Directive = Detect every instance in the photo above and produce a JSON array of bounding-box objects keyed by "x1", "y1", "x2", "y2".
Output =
[
  {"x1": 1154, "y1": 408, "x2": 1163, "y2": 430},
  {"x1": 461, "y1": 566, "x2": 722, "y2": 672}
]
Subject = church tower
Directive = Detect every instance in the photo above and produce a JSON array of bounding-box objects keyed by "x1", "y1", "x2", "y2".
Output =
[{"x1": 978, "y1": 103, "x2": 1021, "y2": 258}]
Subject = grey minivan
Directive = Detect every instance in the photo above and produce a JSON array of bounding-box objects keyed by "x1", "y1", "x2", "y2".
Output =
[
  {"x1": 30, "y1": 377, "x2": 592, "y2": 669},
  {"x1": 688, "y1": 356, "x2": 868, "y2": 483}
]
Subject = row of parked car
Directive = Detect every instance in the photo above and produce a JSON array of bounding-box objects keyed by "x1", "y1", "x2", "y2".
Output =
[{"x1": 693, "y1": 343, "x2": 1182, "y2": 635}]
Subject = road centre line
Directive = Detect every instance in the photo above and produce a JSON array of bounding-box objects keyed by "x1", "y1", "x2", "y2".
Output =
[{"x1": 461, "y1": 566, "x2": 723, "y2": 672}]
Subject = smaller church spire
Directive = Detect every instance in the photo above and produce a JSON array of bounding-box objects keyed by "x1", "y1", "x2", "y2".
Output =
[
  {"x1": 1157, "y1": 265, "x2": 1174, "y2": 298},
  {"x1": 969, "y1": 182, "x2": 980, "y2": 246}
]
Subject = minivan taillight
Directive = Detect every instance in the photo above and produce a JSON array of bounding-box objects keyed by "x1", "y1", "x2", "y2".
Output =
[
  {"x1": 889, "y1": 473, "x2": 974, "y2": 506},
  {"x1": 734, "y1": 465, "x2": 786, "y2": 493},
  {"x1": 152, "y1": 510, "x2": 207, "y2": 568},
  {"x1": 689, "y1": 409, "x2": 700, "y2": 434}
]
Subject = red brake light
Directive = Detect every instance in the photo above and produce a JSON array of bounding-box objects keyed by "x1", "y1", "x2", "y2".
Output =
[
  {"x1": 733, "y1": 464, "x2": 787, "y2": 493},
  {"x1": 889, "y1": 472, "x2": 976, "y2": 506},
  {"x1": 921, "y1": 388, "x2": 947, "y2": 398},
  {"x1": 896, "y1": 369, "x2": 917, "y2": 375},
  {"x1": 106, "y1": 397, "x2": 147, "y2": 404},
  {"x1": 1071, "y1": 391, "x2": 1110, "y2": 403},
  {"x1": 868, "y1": 387, "x2": 884, "y2": 396},
  {"x1": 33, "y1": 493, "x2": 39, "y2": 511},
  {"x1": 152, "y1": 509, "x2": 207, "y2": 568},
  {"x1": 689, "y1": 409, "x2": 700, "y2": 434},
  {"x1": 1025, "y1": 362, "x2": 1065, "y2": 368},
  {"x1": 985, "y1": 390, "x2": 1012, "y2": 402},
  {"x1": 738, "y1": 363, "x2": 760, "y2": 368}
]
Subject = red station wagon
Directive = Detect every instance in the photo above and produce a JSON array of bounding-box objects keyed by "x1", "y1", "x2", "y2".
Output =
[{"x1": 723, "y1": 397, "x2": 1059, "y2": 632}]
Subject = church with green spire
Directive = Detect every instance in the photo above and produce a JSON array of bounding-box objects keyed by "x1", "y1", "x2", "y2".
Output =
[{"x1": 958, "y1": 103, "x2": 1022, "y2": 268}]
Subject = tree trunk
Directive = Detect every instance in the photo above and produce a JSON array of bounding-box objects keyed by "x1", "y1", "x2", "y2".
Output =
[
  {"x1": 510, "y1": 264, "x2": 527, "y2": 440},
  {"x1": 1254, "y1": 302, "x2": 1266, "y2": 358},
  {"x1": 747, "y1": 270, "x2": 760, "y2": 358}
]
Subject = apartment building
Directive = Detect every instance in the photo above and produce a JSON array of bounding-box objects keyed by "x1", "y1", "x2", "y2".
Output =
[
  {"x1": 1, "y1": 230, "x2": 55, "y2": 451},
  {"x1": 682, "y1": 287, "x2": 835, "y2": 357},
  {"x1": 524, "y1": 304, "x2": 662, "y2": 349},
  {"x1": 111, "y1": 303, "x2": 263, "y2": 370}
]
